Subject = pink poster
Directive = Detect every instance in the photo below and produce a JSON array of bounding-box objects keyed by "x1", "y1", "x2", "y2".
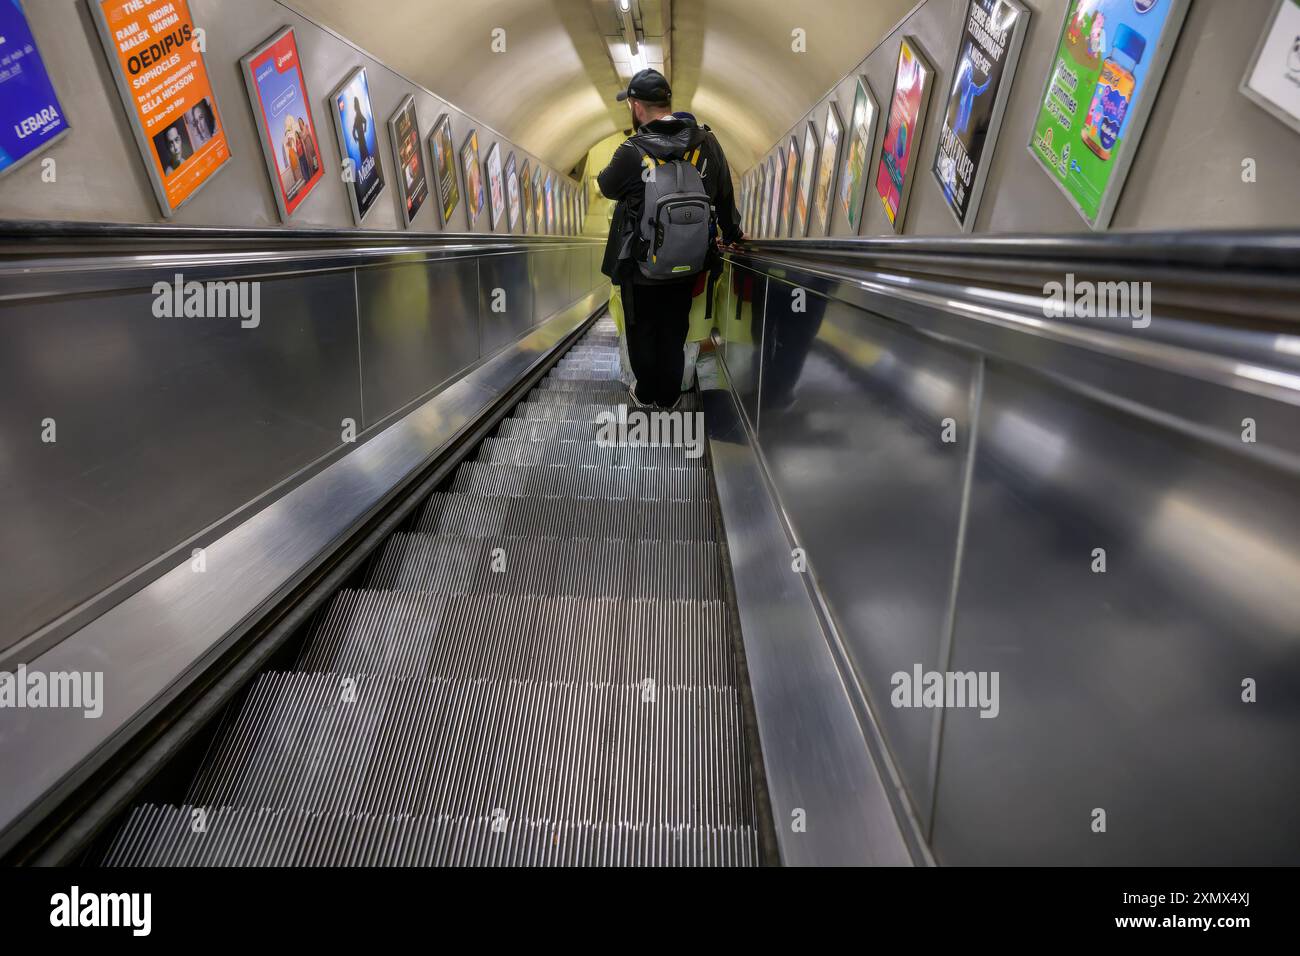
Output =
[{"x1": 874, "y1": 38, "x2": 933, "y2": 228}]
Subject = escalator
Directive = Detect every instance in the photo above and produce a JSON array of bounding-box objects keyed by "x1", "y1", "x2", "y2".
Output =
[{"x1": 99, "y1": 316, "x2": 765, "y2": 867}]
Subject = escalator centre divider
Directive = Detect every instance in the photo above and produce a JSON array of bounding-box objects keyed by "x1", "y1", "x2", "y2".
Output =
[{"x1": 102, "y1": 317, "x2": 763, "y2": 866}]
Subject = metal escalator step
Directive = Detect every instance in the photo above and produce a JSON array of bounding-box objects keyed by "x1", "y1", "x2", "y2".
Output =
[
  {"x1": 182, "y1": 674, "x2": 754, "y2": 830},
  {"x1": 478, "y1": 436, "x2": 705, "y2": 470},
  {"x1": 451, "y1": 461, "x2": 641, "y2": 498},
  {"x1": 523, "y1": 391, "x2": 701, "y2": 413},
  {"x1": 517, "y1": 400, "x2": 620, "y2": 420},
  {"x1": 104, "y1": 804, "x2": 760, "y2": 866},
  {"x1": 362, "y1": 533, "x2": 720, "y2": 600},
  {"x1": 497, "y1": 418, "x2": 598, "y2": 441},
  {"x1": 367, "y1": 533, "x2": 568, "y2": 594},
  {"x1": 366, "y1": 533, "x2": 484, "y2": 593},
  {"x1": 297, "y1": 592, "x2": 733, "y2": 687},
  {"x1": 414, "y1": 491, "x2": 511, "y2": 537},
  {"x1": 450, "y1": 462, "x2": 709, "y2": 501},
  {"x1": 415, "y1": 493, "x2": 713, "y2": 542},
  {"x1": 296, "y1": 589, "x2": 451, "y2": 676}
]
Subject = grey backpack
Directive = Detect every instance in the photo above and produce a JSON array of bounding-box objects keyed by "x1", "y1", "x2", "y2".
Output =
[{"x1": 633, "y1": 145, "x2": 713, "y2": 281}]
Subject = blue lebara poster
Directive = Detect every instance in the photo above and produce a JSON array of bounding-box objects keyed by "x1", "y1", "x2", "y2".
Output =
[
  {"x1": 0, "y1": 0, "x2": 70, "y2": 176},
  {"x1": 330, "y1": 66, "x2": 386, "y2": 223}
]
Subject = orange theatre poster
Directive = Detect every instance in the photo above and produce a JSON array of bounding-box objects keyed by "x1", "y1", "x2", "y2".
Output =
[{"x1": 88, "y1": 0, "x2": 232, "y2": 217}]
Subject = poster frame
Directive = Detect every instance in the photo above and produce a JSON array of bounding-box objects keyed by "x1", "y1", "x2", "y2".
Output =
[
  {"x1": 428, "y1": 113, "x2": 460, "y2": 228},
  {"x1": 328, "y1": 65, "x2": 386, "y2": 226},
  {"x1": 387, "y1": 94, "x2": 428, "y2": 228},
  {"x1": 931, "y1": 0, "x2": 1030, "y2": 232},
  {"x1": 240, "y1": 27, "x2": 323, "y2": 223},
  {"x1": 780, "y1": 136, "x2": 800, "y2": 237},
  {"x1": 519, "y1": 158, "x2": 533, "y2": 232},
  {"x1": 505, "y1": 151, "x2": 521, "y2": 232},
  {"x1": 764, "y1": 152, "x2": 774, "y2": 238},
  {"x1": 87, "y1": 0, "x2": 232, "y2": 218},
  {"x1": 810, "y1": 101, "x2": 843, "y2": 236},
  {"x1": 795, "y1": 122, "x2": 820, "y2": 238},
  {"x1": 1025, "y1": 0, "x2": 1191, "y2": 231},
  {"x1": 461, "y1": 128, "x2": 485, "y2": 228},
  {"x1": 0, "y1": 0, "x2": 73, "y2": 181},
  {"x1": 544, "y1": 172, "x2": 555, "y2": 233},
  {"x1": 532, "y1": 165, "x2": 545, "y2": 233},
  {"x1": 485, "y1": 140, "x2": 505, "y2": 230},
  {"x1": 839, "y1": 76, "x2": 881, "y2": 235},
  {"x1": 1239, "y1": 0, "x2": 1300, "y2": 136},
  {"x1": 875, "y1": 36, "x2": 936, "y2": 234}
]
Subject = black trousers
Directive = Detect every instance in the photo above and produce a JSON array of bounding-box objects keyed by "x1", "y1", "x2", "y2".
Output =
[{"x1": 624, "y1": 278, "x2": 694, "y2": 407}]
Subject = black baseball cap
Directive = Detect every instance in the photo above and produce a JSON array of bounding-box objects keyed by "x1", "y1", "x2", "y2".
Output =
[{"x1": 616, "y1": 68, "x2": 671, "y2": 105}]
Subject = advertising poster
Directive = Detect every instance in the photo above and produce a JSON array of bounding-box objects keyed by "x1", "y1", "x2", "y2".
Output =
[
  {"x1": 795, "y1": 122, "x2": 819, "y2": 237},
  {"x1": 1241, "y1": 0, "x2": 1300, "y2": 135},
  {"x1": 461, "y1": 128, "x2": 485, "y2": 227},
  {"x1": 757, "y1": 166, "x2": 768, "y2": 237},
  {"x1": 505, "y1": 151, "x2": 521, "y2": 232},
  {"x1": 839, "y1": 77, "x2": 879, "y2": 234},
  {"x1": 1028, "y1": 0, "x2": 1190, "y2": 229},
  {"x1": 767, "y1": 152, "x2": 783, "y2": 238},
  {"x1": 241, "y1": 29, "x2": 322, "y2": 222},
  {"x1": 387, "y1": 95, "x2": 428, "y2": 227},
  {"x1": 544, "y1": 173, "x2": 555, "y2": 233},
  {"x1": 519, "y1": 159, "x2": 533, "y2": 232},
  {"x1": 485, "y1": 140, "x2": 505, "y2": 229},
  {"x1": 88, "y1": 0, "x2": 231, "y2": 217},
  {"x1": 428, "y1": 113, "x2": 460, "y2": 226},
  {"x1": 330, "y1": 66, "x2": 386, "y2": 224},
  {"x1": 932, "y1": 0, "x2": 1030, "y2": 230},
  {"x1": 811, "y1": 102, "x2": 842, "y2": 236},
  {"x1": 532, "y1": 165, "x2": 545, "y2": 232},
  {"x1": 779, "y1": 137, "x2": 799, "y2": 237},
  {"x1": 875, "y1": 37, "x2": 936, "y2": 232},
  {"x1": 0, "y1": 0, "x2": 71, "y2": 178}
]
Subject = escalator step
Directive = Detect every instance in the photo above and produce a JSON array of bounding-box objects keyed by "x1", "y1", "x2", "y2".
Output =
[
  {"x1": 415, "y1": 492, "x2": 714, "y2": 542},
  {"x1": 478, "y1": 436, "x2": 705, "y2": 470},
  {"x1": 182, "y1": 674, "x2": 753, "y2": 827},
  {"x1": 449, "y1": 461, "x2": 708, "y2": 500},
  {"x1": 366, "y1": 533, "x2": 721, "y2": 600},
  {"x1": 296, "y1": 593, "x2": 735, "y2": 686},
  {"x1": 104, "y1": 804, "x2": 759, "y2": 867}
]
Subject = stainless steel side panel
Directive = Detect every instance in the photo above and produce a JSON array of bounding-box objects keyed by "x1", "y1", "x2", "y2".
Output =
[
  {"x1": 722, "y1": 237, "x2": 1300, "y2": 865},
  {"x1": 478, "y1": 253, "x2": 536, "y2": 356},
  {"x1": 932, "y1": 361, "x2": 1300, "y2": 864},
  {"x1": 756, "y1": 280, "x2": 978, "y2": 828},
  {"x1": 356, "y1": 257, "x2": 481, "y2": 426},
  {"x1": 0, "y1": 271, "x2": 361, "y2": 654},
  {"x1": 704, "y1": 386, "x2": 913, "y2": 866},
  {"x1": 0, "y1": 291, "x2": 606, "y2": 854}
]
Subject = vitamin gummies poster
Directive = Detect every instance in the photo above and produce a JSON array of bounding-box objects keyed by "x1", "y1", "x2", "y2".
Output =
[{"x1": 1028, "y1": 0, "x2": 1189, "y2": 229}]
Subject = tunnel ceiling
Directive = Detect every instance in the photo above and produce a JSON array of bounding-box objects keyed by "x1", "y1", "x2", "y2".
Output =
[{"x1": 285, "y1": 0, "x2": 918, "y2": 175}]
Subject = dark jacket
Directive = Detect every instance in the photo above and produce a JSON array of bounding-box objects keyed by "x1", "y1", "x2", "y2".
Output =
[{"x1": 598, "y1": 115, "x2": 742, "y2": 281}]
